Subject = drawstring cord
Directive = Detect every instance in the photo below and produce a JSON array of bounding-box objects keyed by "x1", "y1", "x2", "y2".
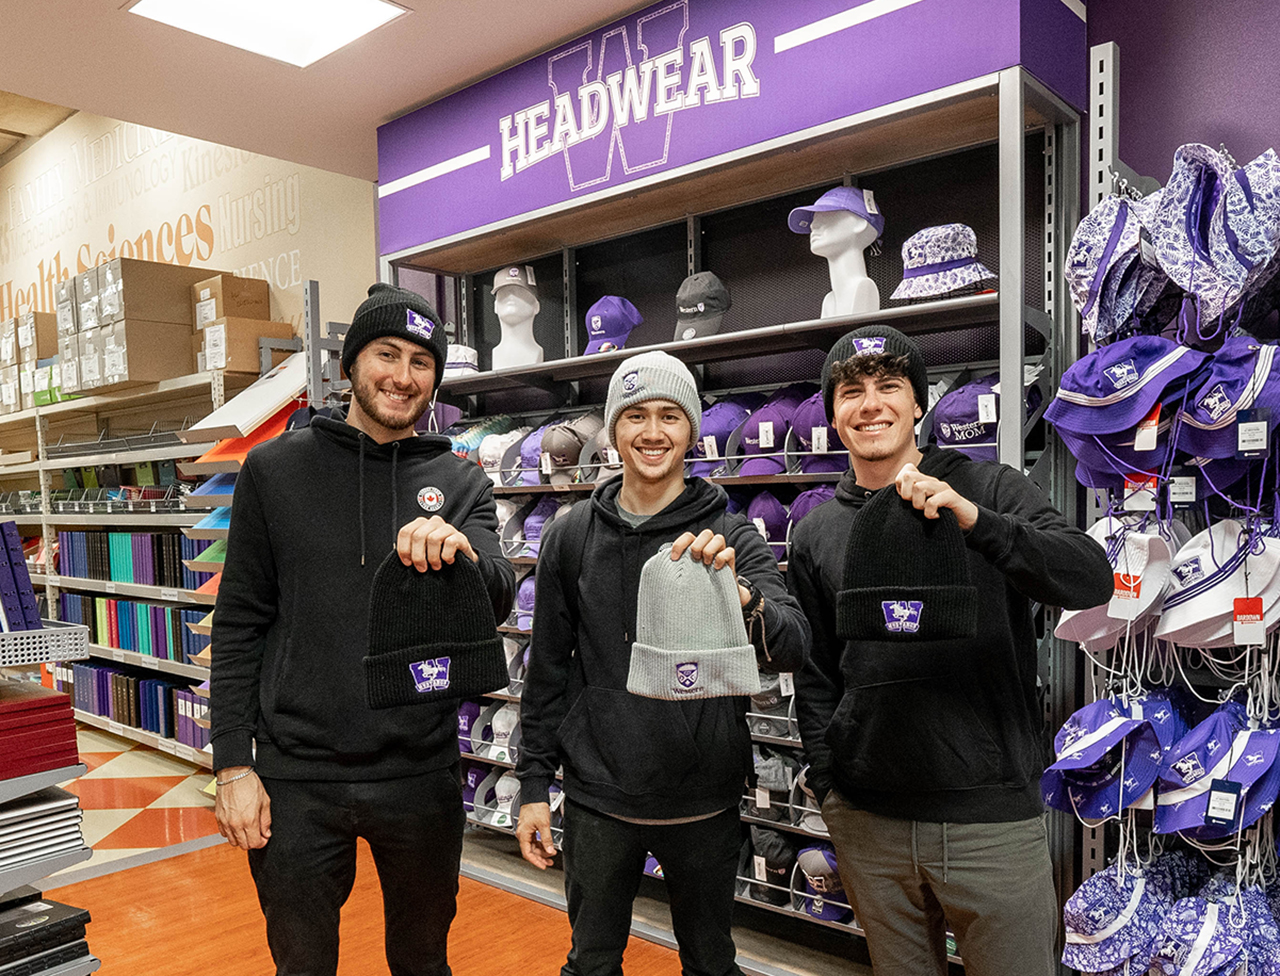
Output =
[
  {"x1": 358, "y1": 433, "x2": 367, "y2": 567},
  {"x1": 391, "y1": 441, "x2": 401, "y2": 540}
]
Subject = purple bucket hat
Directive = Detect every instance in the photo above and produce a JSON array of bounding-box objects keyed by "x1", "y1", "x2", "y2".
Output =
[
  {"x1": 1181, "y1": 736, "x2": 1280, "y2": 840},
  {"x1": 1042, "y1": 698, "x2": 1164, "y2": 821},
  {"x1": 890, "y1": 224, "x2": 995, "y2": 301},
  {"x1": 789, "y1": 393, "x2": 846, "y2": 473},
  {"x1": 788, "y1": 185, "x2": 885, "y2": 239},
  {"x1": 1148, "y1": 898, "x2": 1246, "y2": 976},
  {"x1": 1062, "y1": 861, "x2": 1171, "y2": 974},
  {"x1": 1044, "y1": 335, "x2": 1209, "y2": 435},
  {"x1": 1175, "y1": 337, "x2": 1280, "y2": 459},
  {"x1": 1066, "y1": 196, "x2": 1142, "y2": 341}
]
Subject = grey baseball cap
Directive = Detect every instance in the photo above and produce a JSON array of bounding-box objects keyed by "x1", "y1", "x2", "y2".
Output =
[
  {"x1": 492, "y1": 265, "x2": 538, "y2": 296},
  {"x1": 542, "y1": 410, "x2": 606, "y2": 485},
  {"x1": 674, "y1": 272, "x2": 731, "y2": 341}
]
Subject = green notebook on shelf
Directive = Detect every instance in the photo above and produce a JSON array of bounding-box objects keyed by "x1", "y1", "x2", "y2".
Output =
[{"x1": 190, "y1": 539, "x2": 227, "y2": 567}]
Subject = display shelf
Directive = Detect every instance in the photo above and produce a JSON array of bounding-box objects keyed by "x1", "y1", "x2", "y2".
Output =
[
  {"x1": 497, "y1": 625, "x2": 530, "y2": 635},
  {"x1": 0, "y1": 846, "x2": 92, "y2": 897},
  {"x1": 491, "y1": 471, "x2": 841, "y2": 497},
  {"x1": 86, "y1": 643, "x2": 207, "y2": 680},
  {"x1": 32, "y1": 955, "x2": 102, "y2": 976},
  {"x1": 0, "y1": 621, "x2": 90, "y2": 668},
  {"x1": 0, "y1": 460, "x2": 42, "y2": 477},
  {"x1": 506, "y1": 556, "x2": 536, "y2": 566},
  {"x1": 38, "y1": 513, "x2": 202, "y2": 527},
  {"x1": 460, "y1": 750, "x2": 516, "y2": 770},
  {"x1": 751, "y1": 732, "x2": 803, "y2": 750},
  {"x1": 0, "y1": 765, "x2": 87, "y2": 806},
  {"x1": 438, "y1": 296, "x2": 998, "y2": 400},
  {"x1": 492, "y1": 483, "x2": 591, "y2": 497},
  {"x1": 72, "y1": 709, "x2": 213, "y2": 767},
  {"x1": 483, "y1": 690, "x2": 521, "y2": 703},
  {"x1": 42, "y1": 441, "x2": 217, "y2": 471},
  {"x1": 183, "y1": 526, "x2": 229, "y2": 542},
  {"x1": 33, "y1": 574, "x2": 209, "y2": 605},
  {"x1": 740, "y1": 812, "x2": 827, "y2": 841}
]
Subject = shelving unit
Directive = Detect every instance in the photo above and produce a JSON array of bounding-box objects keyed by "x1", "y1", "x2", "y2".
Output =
[{"x1": 72, "y1": 708, "x2": 212, "y2": 768}]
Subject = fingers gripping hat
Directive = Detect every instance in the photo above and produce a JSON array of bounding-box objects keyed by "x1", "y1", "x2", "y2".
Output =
[
  {"x1": 836, "y1": 486, "x2": 978, "y2": 642},
  {"x1": 821, "y1": 325, "x2": 928, "y2": 424},
  {"x1": 364, "y1": 551, "x2": 507, "y2": 708},
  {"x1": 626, "y1": 543, "x2": 761, "y2": 700},
  {"x1": 342, "y1": 283, "x2": 449, "y2": 391}
]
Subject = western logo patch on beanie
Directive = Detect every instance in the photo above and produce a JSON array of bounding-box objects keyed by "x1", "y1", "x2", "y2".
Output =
[
  {"x1": 853, "y1": 337, "x2": 886, "y2": 354},
  {"x1": 623, "y1": 370, "x2": 641, "y2": 393},
  {"x1": 406, "y1": 308, "x2": 435, "y2": 340},
  {"x1": 881, "y1": 600, "x2": 923, "y2": 633},
  {"x1": 410, "y1": 657, "x2": 451, "y2": 693},
  {"x1": 676, "y1": 662, "x2": 699, "y2": 689}
]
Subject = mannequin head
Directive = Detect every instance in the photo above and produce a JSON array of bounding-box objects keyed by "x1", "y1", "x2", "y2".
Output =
[
  {"x1": 495, "y1": 284, "x2": 540, "y2": 327},
  {"x1": 808, "y1": 209, "x2": 879, "y2": 260}
]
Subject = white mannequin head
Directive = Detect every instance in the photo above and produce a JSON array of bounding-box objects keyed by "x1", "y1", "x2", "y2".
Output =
[
  {"x1": 808, "y1": 209, "x2": 879, "y2": 259},
  {"x1": 494, "y1": 284, "x2": 540, "y2": 327}
]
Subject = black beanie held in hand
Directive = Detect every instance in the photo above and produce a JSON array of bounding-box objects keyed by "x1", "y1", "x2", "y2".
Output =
[
  {"x1": 363, "y1": 550, "x2": 507, "y2": 708},
  {"x1": 341, "y1": 283, "x2": 450, "y2": 390},
  {"x1": 835, "y1": 486, "x2": 978, "y2": 642},
  {"x1": 820, "y1": 324, "x2": 929, "y2": 423}
]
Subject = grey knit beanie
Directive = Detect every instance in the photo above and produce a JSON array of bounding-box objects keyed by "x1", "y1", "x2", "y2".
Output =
[
  {"x1": 605, "y1": 351, "x2": 701, "y2": 449},
  {"x1": 626, "y1": 543, "x2": 761, "y2": 700}
]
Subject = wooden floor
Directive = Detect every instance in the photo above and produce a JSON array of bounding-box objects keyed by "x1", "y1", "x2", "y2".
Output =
[{"x1": 48, "y1": 839, "x2": 684, "y2": 975}]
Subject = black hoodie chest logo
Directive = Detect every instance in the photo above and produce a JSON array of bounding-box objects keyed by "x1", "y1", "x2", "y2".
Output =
[{"x1": 418, "y1": 486, "x2": 444, "y2": 511}]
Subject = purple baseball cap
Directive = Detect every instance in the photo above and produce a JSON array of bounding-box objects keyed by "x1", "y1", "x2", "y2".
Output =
[
  {"x1": 790, "y1": 393, "x2": 846, "y2": 473},
  {"x1": 457, "y1": 701, "x2": 482, "y2": 752},
  {"x1": 739, "y1": 401, "x2": 796, "y2": 476},
  {"x1": 461, "y1": 761, "x2": 486, "y2": 812},
  {"x1": 1062, "y1": 861, "x2": 1170, "y2": 974},
  {"x1": 789, "y1": 185, "x2": 885, "y2": 240},
  {"x1": 1176, "y1": 336, "x2": 1280, "y2": 459},
  {"x1": 518, "y1": 423, "x2": 552, "y2": 486},
  {"x1": 1041, "y1": 698, "x2": 1163, "y2": 822},
  {"x1": 1043, "y1": 335, "x2": 1209, "y2": 435},
  {"x1": 934, "y1": 372, "x2": 1043, "y2": 463},
  {"x1": 643, "y1": 855, "x2": 664, "y2": 879},
  {"x1": 583, "y1": 296, "x2": 643, "y2": 356},
  {"x1": 690, "y1": 396, "x2": 761, "y2": 477},
  {"x1": 1156, "y1": 724, "x2": 1279, "y2": 836},
  {"x1": 1147, "y1": 898, "x2": 1246, "y2": 976},
  {"x1": 789, "y1": 486, "x2": 836, "y2": 530},
  {"x1": 518, "y1": 496, "x2": 560, "y2": 557},
  {"x1": 516, "y1": 575, "x2": 536, "y2": 631},
  {"x1": 746, "y1": 491, "x2": 788, "y2": 561},
  {"x1": 794, "y1": 844, "x2": 853, "y2": 922}
]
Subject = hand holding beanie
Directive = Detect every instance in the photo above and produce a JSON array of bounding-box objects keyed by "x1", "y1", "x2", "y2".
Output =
[
  {"x1": 836, "y1": 487, "x2": 978, "y2": 641},
  {"x1": 364, "y1": 550, "x2": 508, "y2": 708}
]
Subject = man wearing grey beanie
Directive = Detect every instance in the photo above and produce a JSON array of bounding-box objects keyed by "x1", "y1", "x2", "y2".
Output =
[{"x1": 516, "y1": 350, "x2": 810, "y2": 976}]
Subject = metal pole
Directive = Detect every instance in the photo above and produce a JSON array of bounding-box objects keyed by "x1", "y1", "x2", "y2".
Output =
[{"x1": 997, "y1": 69, "x2": 1026, "y2": 470}]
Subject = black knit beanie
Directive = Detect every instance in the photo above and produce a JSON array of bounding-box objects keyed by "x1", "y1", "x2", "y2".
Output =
[
  {"x1": 835, "y1": 486, "x2": 977, "y2": 642},
  {"x1": 821, "y1": 325, "x2": 928, "y2": 423},
  {"x1": 363, "y1": 550, "x2": 507, "y2": 708},
  {"x1": 341, "y1": 283, "x2": 449, "y2": 391}
]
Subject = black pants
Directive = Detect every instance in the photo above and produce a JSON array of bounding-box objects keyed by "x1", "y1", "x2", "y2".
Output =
[
  {"x1": 560, "y1": 800, "x2": 744, "y2": 976},
  {"x1": 248, "y1": 766, "x2": 465, "y2": 976}
]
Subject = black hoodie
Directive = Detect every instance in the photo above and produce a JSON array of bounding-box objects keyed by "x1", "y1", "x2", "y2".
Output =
[
  {"x1": 210, "y1": 410, "x2": 515, "y2": 780},
  {"x1": 516, "y1": 477, "x2": 811, "y2": 820},
  {"x1": 788, "y1": 447, "x2": 1113, "y2": 824}
]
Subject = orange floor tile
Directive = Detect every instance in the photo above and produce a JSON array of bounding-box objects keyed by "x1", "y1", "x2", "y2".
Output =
[
  {"x1": 93, "y1": 805, "x2": 221, "y2": 849},
  {"x1": 78, "y1": 752, "x2": 120, "y2": 773},
  {"x1": 64, "y1": 775, "x2": 188, "y2": 810}
]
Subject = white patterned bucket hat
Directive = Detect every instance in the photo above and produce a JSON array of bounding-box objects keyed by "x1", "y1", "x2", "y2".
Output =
[{"x1": 890, "y1": 224, "x2": 994, "y2": 300}]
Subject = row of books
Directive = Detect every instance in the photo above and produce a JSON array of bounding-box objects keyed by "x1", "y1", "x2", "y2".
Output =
[
  {"x1": 58, "y1": 662, "x2": 209, "y2": 749},
  {"x1": 55, "y1": 531, "x2": 212, "y2": 589},
  {"x1": 59, "y1": 594, "x2": 210, "y2": 663}
]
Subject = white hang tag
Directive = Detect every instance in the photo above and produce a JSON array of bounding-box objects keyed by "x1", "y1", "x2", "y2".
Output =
[
  {"x1": 779, "y1": 672, "x2": 795, "y2": 697},
  {"x1": 755, "y1": 787, "x2": 771, "y2": 809},
  {"x1": 1168, "y1": 476, "x2": 1196, "y2": 505},
  {"x1": 604, "y1": 447, "x2": 620, "y2": 466},
  {"x1": 1237, "y1": 409, "x2": 1270, "y2": 458},
  {"x1": 1108, "y1": 572, "x2": 1143, "y2": 620},
  {"x1": 1133, "y1": 403, "x2": 1160, "y2": 452},
  {"x1": 758, "y1": 421, "x2": 774, "y2": 450},
  {"x1": 1122, "y1": 474, "x2": 1157, "y2": 512},
  {"x1": 752, "y1": 517, "x2": 768, "y2": 540},
  {"x1": 524, "y1": 265, "x2": 536, "y2": 286},
  {"x1": 977, "y1": 394, "x2": 998, "y2": 424},
  {"x1": 1234, "y1": 597, "x2": 1265, "y2": 646},
  {"x1": 862, "y1": 189, "x2": 879, "y2": 215},
  {"x1": 754, "y1": 854, "x2": 768, "y2": 880},
  {"x1": 811, "y1": 426, "x2": 828, "y2": 453},
  {"x1": 540, "y1": 452, "x2": 552, "y2": 474},
  {"x1": 703, "y1": 434, "x2": 719, "y2": 459}
]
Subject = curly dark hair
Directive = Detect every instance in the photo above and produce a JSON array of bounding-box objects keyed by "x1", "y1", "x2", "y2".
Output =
[{"x1": 828, "y1": 352, "x2": 914, "y2": 392}]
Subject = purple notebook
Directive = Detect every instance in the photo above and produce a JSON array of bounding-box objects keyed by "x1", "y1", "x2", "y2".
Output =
[{"x1": 1, "y1": 521, "x2": 41, "y2": 628}]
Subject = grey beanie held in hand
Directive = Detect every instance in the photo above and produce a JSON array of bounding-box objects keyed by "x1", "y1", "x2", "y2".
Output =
[
  {"x1": 820, "y1": 324, "x2": 928, "y2": 423},
  {"x1": 626, "y1": 543, "x2": 761, "y2": 700},
  {"x1": 604, "y1": 351, "x2": 701, "y2": 449},
  {"x1": 363, "y1": 550, "x2": 508, "y2": 708}
]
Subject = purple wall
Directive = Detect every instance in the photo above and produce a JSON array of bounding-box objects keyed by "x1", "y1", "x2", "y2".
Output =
[{"x1": 1088, "y1": 0, "x2": 1280, "y2": 182}]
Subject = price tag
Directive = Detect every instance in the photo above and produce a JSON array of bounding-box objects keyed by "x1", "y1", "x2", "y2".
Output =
[
  {"x1": 752, "y1": 517, "x2": 768, "y2": 540},
  {"x1": 1237, "y1": 409, "x2": 1270, "y2": 459},
  {"x1": 108, "y1": 721, "x2": 124, "y2": 736},
  {"x1": 47, "y1": 575, "x2": 60, "y2": 587},
  {"x1": 977, "y1": 393, "x2": 998, "y2": 424},
  {"x1": 702, "y1": 434, "x2": 719, "y2": 459},
  {"x1": 754, "y1": 854, "x2": 768, "y2": 881},
  {"x1": 1234, "y1": 597, "x2": 1265, "y2": 645},
  {"x1": 604, "y1": 447, "x2": 620, "y2": 466},
  {"x1": 811, "y1": 426, "x2": 828, "y2": 453},
  {"x1": 1204, "y1": 779, "x2": 1242, "y2": 828},
  {"x1": 779, "y1": 672, "x2": 795, "y2": 697},
  {"x1": 540, "y1": 452, "x2": 552, "y2": 475},
  {"x1": 755, "y1": 787, "x2": 771, "y2": 809},
  {"x1": 104, "y1": 581, "x2": 116, "y2": 593},
  {"x1": 524, "y1": 265, "x2": 537, "y2": 286},
  {"x1": 1169, "y1": 476, "x2": 1197, "y2": 505},
  {"x1": 1134, "y1": 403, "x2": 1161, "y2": 452},
  {"x1": 161, "y1": 588, "x2": 180, "y2": 603},
  {"x1": 758, "y1": 421, "x2": 774, "y2": 450},
  {"x1": 1108, "y1": 572, "x2": 1142, "y2": 619},
  {"x1": 112, "y1": 648, "x2": 125, "y2": 661},
  {"x1": 205, "y1": 323, "x2": 228, "y2": 370},
  {"x1": 159, "y1": 739, "x2": 178, "y2": 755},
  {"x1": 1123, "y1": 474, "x2": 1157, "y2": 512}
]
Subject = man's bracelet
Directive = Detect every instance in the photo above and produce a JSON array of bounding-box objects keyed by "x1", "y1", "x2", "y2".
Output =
[{"x1": 215, "y1": 768, "x2": 255, "y2": 787}]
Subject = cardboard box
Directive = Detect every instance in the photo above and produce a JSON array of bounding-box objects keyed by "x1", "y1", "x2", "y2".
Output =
[
  {"x1": 55, "y1": 278, "x2": 76, "y2": 338},
  {"x1": 0, "y1": 320, "x2": 16, "y2": 368},
  {"x1": 79, "y1": 328, "x2": 104, "y2": 391},
  {"x1": 192, "y1": 275, "x2": 270, "y2": 330},
  {"x1": 0, "y1": 365, "x2": 17, "y2": 416},
  {"x1": 195, "y1": 317, "x2": 293, "y2": 374},
  {"x1": 76, "y1": 271, "x2": 100, "y2": 332},
  {"x1": 55, "y1": 278, "x2": 75, "y2": 305},
  {"x1": 17, "y1": 311, "x2": 57, "y2": 364},
  {"x1": 96, "y1": 320, "x2": 195, "y2": 391},
  {"x1": 17, "y1": 362, "x2": 35, "y2": 411},
  {"x1": 58, "y1": 334, "x2": 80, "y2": 395},
  {"x1": 32, "y1": 362, "x2": 53, "y2": 407},
  {"x1": 97, "y1": 258, "x2": 229, "y2": 327}
]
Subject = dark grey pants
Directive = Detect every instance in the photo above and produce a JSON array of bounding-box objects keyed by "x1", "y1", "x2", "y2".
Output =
[
  {"x1": 821, "y1": 791, "x2": 1058, "y2": 976},
  {"x1": 248, "y1": 766, "x2": 465, "y2": 976}
]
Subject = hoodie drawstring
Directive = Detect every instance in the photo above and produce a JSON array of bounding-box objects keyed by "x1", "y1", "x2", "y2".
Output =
[
  {"x1": 358, "y1": 434, "x2": 367, "y2": 566},
  {"x1": 391, "y1": 441, "x2": 401, "y2": 543}
]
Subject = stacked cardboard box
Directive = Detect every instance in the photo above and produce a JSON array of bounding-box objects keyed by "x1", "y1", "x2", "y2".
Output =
[{"x1": 190, "y1": 274, "x2": 292, "y2": 374}]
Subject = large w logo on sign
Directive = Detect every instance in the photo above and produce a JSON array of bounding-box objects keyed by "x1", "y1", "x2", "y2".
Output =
[{"x1": 548, "y1": 2, "x2": 688, "y2": 192}]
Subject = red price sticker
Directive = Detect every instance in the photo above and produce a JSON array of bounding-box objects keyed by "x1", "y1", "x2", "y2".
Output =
[
  {"x1": 1234, "y1": 597, "x2": 1265, "y2": 645},
  {"x1": 1123, "y1": 474, "x2": 1158, "y2": 511},
  {"x1": 1134, "y1": 403, "x2": 1161, "y2": 452},
  {"x1": 1109, "y1": 573, "x2": 1142, "y2": 620}
]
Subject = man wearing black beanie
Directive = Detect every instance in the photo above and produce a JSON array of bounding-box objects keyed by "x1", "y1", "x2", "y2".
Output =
[
  {"x1": 788, "y1": 325, "x2": 1112, "y2": 976},
  {"x1": 211, "y1": 283, "x2": 515, "y2": 976}
]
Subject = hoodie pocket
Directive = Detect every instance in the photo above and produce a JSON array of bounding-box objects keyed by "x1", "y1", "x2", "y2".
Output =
[
  {"x1": 826, "y1": 678, "x2": 1004, "y2": 792},
  {"x1": 558, "y1": 687, "x2": 701, "y2": 797}
]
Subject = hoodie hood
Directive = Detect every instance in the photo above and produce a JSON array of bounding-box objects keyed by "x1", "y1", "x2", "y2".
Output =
[{"x1": 834, "y1": 445, "x2": 969, "y2": 505}]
